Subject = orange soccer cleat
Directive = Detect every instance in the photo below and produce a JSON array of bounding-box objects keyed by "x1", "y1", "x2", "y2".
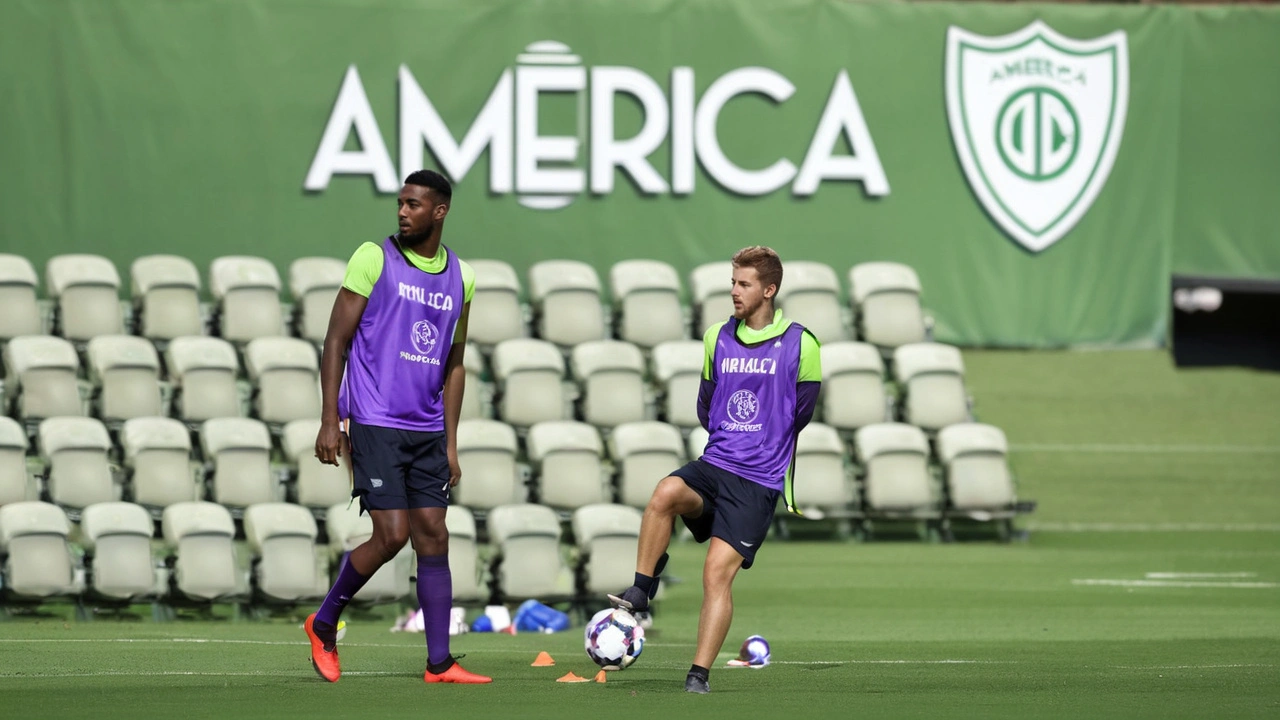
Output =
[
  {"x1": 304, "y1": 613, "x2": 341, "y2": 683},
  {"x1": 423, "y1": 659, "x2": 492, "y2": 684}
]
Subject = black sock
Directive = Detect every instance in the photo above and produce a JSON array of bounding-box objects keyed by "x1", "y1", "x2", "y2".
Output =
[
  {"x1": 634, "y1": 572, "x2": 656, "y2": 595},
  {"x1": 428, "y1": 655, "x2": 456, "y2": 675},
  {"x1": 688, "y1": 664, "x2": 709, "y2": 681}
]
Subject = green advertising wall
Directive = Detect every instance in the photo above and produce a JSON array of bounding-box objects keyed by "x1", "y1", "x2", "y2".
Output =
[{"x1": 1, "y1": 0, "x2": 1277, "y2": 348}]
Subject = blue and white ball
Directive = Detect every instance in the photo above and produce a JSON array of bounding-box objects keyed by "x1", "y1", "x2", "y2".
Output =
[
  {"x1": 738, "y1": 635, "x2": 770, "y2": 666},
  {"x1": 585, "y1": 608, "x2": 644, "y2": 670}
]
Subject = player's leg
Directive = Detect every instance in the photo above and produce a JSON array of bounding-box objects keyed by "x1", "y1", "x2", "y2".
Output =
[
  {"x1": 609, "y1": 466, "x2": 709, "y2": 612},
  {"x1": 686, "y1": 537, "x2": 743, "y2": 693}
]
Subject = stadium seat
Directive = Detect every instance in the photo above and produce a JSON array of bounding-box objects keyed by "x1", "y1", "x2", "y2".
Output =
[
  {"x1": 776, "y1": 260, "x2": 850, "y2": 342},
  {"x1": 209, "y1": 256, "x2": 284, "y2": 343},
  {"x1": 282, "y1": 419, "x2": 351, "y2": 511},
  {"x1": 87, "y1": 335, "x2": 163, "y2": 423},
  {"x1": 687, "y1": 426, "x2": 709, "y2": 460},
  {"x1": 690, "y1": 261, "x2": 735, "y2": 335},
  {"x1": 460, "y1": 342, "x2": 487, "y2": 421},
  {"x1": 80, "y1": 501, "x2": 157, "y2": 602},
  {"x1": 820, "y1": 341, "x2": 890, "y2": 431},
  {"x1": 244, "y1": 337, "x2": 321, "y2": 425},
  {"x1": 610, "y1": 421, "x2": 685, "y2": 509},
  {"x1": 528, "y1": 260, "x2": 607, "y2": 347},
  {"x1": 4, "y1": 335, "x2": 84, "y2": 422},
  {"x1": 46, "y1": 254, "x2": 124, "y2": 342},
  {"x1": 0, "y1": 254, "x2": 43, "y2": 340},
  {"x1": 130, "y1": 255, "x2": 203, "y2": 341},
  {"x1": 892, "y1": 343, "x2": 971, "y2": 432},
  {"x1": 791, "y1": 423, "x2": 857, "y2": 514},
  {"x1": 0, "y1": 417, "x2": 31, "y2": 505},
  {"x1": 454, "y1": 419, "x2": 522, "y2": 510},
  {"x1": 38, "y1": 417, "x2": 116, "y2": 512},
  {"x1": 165, "y1": 336, "x2": 242, "y2": 422},
  {"x1": 244, "y1": 502, "x2": 323, "y2": 603},
  {"x1": 571, "y1": 503, "x2": 642, "y2": 597},
  {"x1": 199, "y1": 417, "x2": 276, "y2": 509},
  {"x1": 650, "y1": 340, "x2": 704, "y2": 428},
  {"x1": 0, "y1": 501, "x2": 81, "y2": 601},
  {"x1": 161, "y1": 501, "x2": 242, "y2": 602},
  {"x1": 850, "y1": 262, "x2": 927, "y2": 349},
  {"x1": 855, "y1": 423, "x2": 938, "y2": 517},
  {"x1": 486, "y1": 503, "x2": 572, "y2": 602},
  {"x1": 122, "y1": 417, "x2": 198, "y2": 510},
  {"x1": 526, "y1": 421, "x2": 608, "y2": 510},
  {"x1": 445, "y1": 506, "x2": 484, "y2": 603},
  {"x1": 609, "y1": 259, "x2": 687, "y2": 348},
  {"x1": 467, "y1": 259, "x2": 526, "y2": 348},
  {"x1": 570, "y1": 340, "x2": 647, "y2": 428},
  {"x1": 325, "y1": 501, "x2": 411, "y2": 605},
  {"x1": 490, "y1": 338, "x2": 570, "y2": 427},
  {"x1": 936, "y1": 423, "x2": 1017, "y2": 514},
  {"x1": 289, "y1": 257, "x2": 345, "y2": 345}
]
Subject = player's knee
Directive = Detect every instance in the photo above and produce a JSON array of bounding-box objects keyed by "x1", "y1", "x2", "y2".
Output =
[
  {"x1": 370, "y1": 527, "x2": 409, "y2": 561},
  {"x1": 651, "y1": 476, "x2": 695, "y2": 515}
]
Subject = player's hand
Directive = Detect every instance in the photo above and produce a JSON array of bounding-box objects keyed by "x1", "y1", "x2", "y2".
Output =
[
  {"x1": 447, "y1": 447, "x2": 462, "y2": 488},
  {"x1": 315, "y1": 420, "x2": 347, "y2": 466}
]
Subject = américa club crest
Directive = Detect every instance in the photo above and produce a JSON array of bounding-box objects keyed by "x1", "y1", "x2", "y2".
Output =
[{"x1": 945, "y1": 21, "x2": 1129, "y2": 252}]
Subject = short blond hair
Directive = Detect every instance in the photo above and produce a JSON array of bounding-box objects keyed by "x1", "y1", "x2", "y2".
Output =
[{"x1": 731, "y1": 246, "x2": 783, "y2": 294}]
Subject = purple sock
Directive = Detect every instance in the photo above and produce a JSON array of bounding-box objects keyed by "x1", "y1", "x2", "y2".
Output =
[
  {"x1": 316, "y1": 552, "x2": 372, "y2": 628},
  {"x1": 416, "y1": 554, "x2": 452, "y2": 667}
]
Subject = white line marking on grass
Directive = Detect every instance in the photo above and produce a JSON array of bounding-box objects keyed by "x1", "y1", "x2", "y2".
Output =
[
  {"x1": 1011, "y1": 443, "x2": 1280, "y2": 454},
  {"x1": 1031, "y1": 522, "x2": 1280, "y2": 532},
  {"x1": 1145, "y1": 572, "x2": 1258, "y2": 579},
  {"x1": 1073, "y1": 578, "x2": 1278, "y2": 589},
  {"x1": 1112, "y1": 664, "x2": 1275, "y2": 670}
]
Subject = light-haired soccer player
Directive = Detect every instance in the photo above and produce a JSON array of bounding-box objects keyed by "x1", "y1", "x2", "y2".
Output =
[
  {"x1": 305, "y1": 170, "x2": 490, "y2": 685},
  {"x1": 609, "y1": 246, "x2": 821, "y2": 694}
]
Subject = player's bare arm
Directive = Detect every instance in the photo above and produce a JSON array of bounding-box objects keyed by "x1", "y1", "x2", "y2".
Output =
[
  {"x1": 440, "y1": 301, "x2": 470, "y2": 487},
  {"x1": 316, "y1": 287, "x2": 369, "y2": 466}
]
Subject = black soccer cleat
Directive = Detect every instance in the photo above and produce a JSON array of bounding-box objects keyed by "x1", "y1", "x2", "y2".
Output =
[
  {"x1": 684, "y1": 674, "x2": 710, "y2": 694},
  {"x1": 606, "y1": 585, "x2": 649, "y2": 613}
]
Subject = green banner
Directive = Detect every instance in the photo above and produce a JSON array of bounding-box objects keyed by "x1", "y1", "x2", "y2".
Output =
[{"x1": 2, "y1": 1, "x2": 1278, "y2": 347}]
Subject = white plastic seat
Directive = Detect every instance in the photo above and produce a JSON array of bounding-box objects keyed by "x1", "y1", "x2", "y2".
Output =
[
  {"x1": 122, "y1": 417, "x2": 198, "y2": 510},
  {"x1": 454, "y1": 419, "x2": 521, "y2": 510},
  {"x1": 855, "y1": 423, "x2": 937, "y2": 515},
  {"x1": 892, "y1": 343, "x2": 971, "y2": 432},
  {"x1": 792, "y1": 423, "x2": 856, "y2": 512},
  {"x1": 490, "y1": 338, "x2": 569, "y2": 427},
  {"x1": 687, "y1": 426, "x2": 709, "y2": 460},
  {"x1": 325, "y1": 501, "x2": 411, "y2": 604},
  {"x1": 460, "y1": 342, "x2": 487, "y2": 421},
  {"x1": 571, "y1": 340, "x2": 647, "y2": 428},
  {"x1": 130, "y1": 255, "x2": 203, "y2": 341},
  {"x1": 528, "y1": 260, "x2": 606, "y2": 347},
  {"x1": 820, "y1": 341, "x2": 889, "y2": 431},
  {"x1": 850, "y1": 262, "x2": 926, "y2": 349},
  {"x1": 445, "y1": 506, "x2": 483, "y2": 603},
  {"x1": 283, "y1": 419, "x2": 351, "y2": 510},
  {"x1": 209, "y1": 256, "x2": 284, "y2": 343},
  {"x1": 610, "y1": 260, "x2": 687, "y2": 348},
  {"x1": 38, "y1": 417, "x2": 116, "y2": 511},
  {"x1": 651, "y1": 340, "x2": 705, "y2": 428},
  {"x1": 0, "y1": 501, "x2": 80, "y2": 600},
  {"x1": 244, "y1": 337, "x2": 321, "y2": 425},
  {"x1": 936, "y1": 423, "x2": 1017, "y2": 512},
  {"x1": 526, "y1": 421, "x2": 607, "y2": 510},
  {"x1": 571, "y1": 503, "x2": 642, "y2": 596},
  {"x1": 0, "y1": 254, "x2": 43, "y2": 340},
  {"x1": 165, "y1": 336, "x2": 242, "y2": 422},
  {"x1": 80, "y1": 501, "x2": 156, "y2": 601},
  {"x1": 690, "y1": 261, "x2": 734, "y2": 335},
  {"x1": 610, "y1": 421, "x2": 685, "y2": 509},
  {"x1": 4, "y1": 336, "x2": 83, "y2": 421},
  {"x1": 200, "y1": 418, "x2": 275, "y2": 508},
  {"x1": 486, "y1": 503, "x2": 572, "y2": 602},
  {"x1": 776, "y1": 261, "x2": 849, "y2": 342},
  {"x1": 46, "y1": 254, "x2": 123, "y2": 342},
  {"x1": 161, "y1": 501, "x2": 241, "y2": 601},
  {"x1": 468, "y1": 259, "x2": 526, "y2": 348},
  {"x1": 289, "y1": 257, "x2": 346, "y2": 344},
  {"x1": 244, "y1": 502, "x2": 322, "y2": 603},
  {"x1": 0, "y1": 417, "x2": 30, "y2": 505},
  {"x1": 87, "y1": 335, "x2": 162, "y2": 422}
]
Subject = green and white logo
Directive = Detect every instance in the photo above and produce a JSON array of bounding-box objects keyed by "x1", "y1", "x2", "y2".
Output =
[{"x1": 946, "y1": 21, "x2": 1128, "y2": 252}]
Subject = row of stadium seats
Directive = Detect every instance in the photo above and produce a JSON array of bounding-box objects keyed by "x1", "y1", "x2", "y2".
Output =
[
  {"x1": 0, "y1": 500, "x2": 638, "y2": 611},
  {"x1": 0, "y1": 253, "x2": 930, "y2": 352}
]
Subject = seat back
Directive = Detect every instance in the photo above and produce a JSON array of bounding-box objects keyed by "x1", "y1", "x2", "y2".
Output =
[
  {"x1": 491, "y1": 339, "x2": 568, "y2": 427},
  {"x1": 820, "y1": 341, "x2": 888, "y2": 431},
  {"x1": 894, "y1": 343, "x2": 968, "y2": 431},
  {"x1": 687, "y1": 426, "x2": 710, "y2": 460},
  {"x1": 690, "y1": 262, "x2": 735, "y2": 335},
  {"x1": 651, "y1": 341, "x2": 704, "y2": 428},
  {"x1": 0, "y1": 417, "x2": 30, "y2": 505},
  {"x1": 122, "y1": 417, "x2": 196, "y2": 509},
  {"x1": 459, "y1": 342, "x2": 486, "y2": 421},
  {"x1": 856, "y1": 423, "x2": 934, "y2": 511},
  {"x1": 162, "y1": 501, "x2": 239, "y2": 601},
  {"x1": 80, "y1": 501, "x2": 156, "y2": 600},
  {"x1": 166, "y1": 336, "x2": 241, "y2": 421},
  {"x1": 131, "y1": 255, "x2": 203, "y2": 340},
  {"x1": 245, "y1": 502, "x2": 319, "y2": 602},
  {"x1": 571, "y1": 503, "x2": 642, "y2": 595},
  {"x1": 454, "y1": 420, "x2": 521, "y2": 509},
  {"x1": 245, "y1": 337, "x2": 321, "y2": 424},
  {"x1": 445, "y1": 506, "x2": 482, "y2": 602},
  {"x1": 88, "y1": 336, "x2": 162, "y2": 421},
  {"x1": 288, "y1": 257, "x2": 345, "y2": 344},
  {"x1": 468, "y1": 259, "x2": 525, "y2": 347},
  {"x1": 0, "y1": 501, "x2": 78, "y2": 599},
  {"x1": 777, "y1": 261, "x2": 848, "y2": 342},
  {"x1": 851, "y1": 262, "x2": 925, "y2": 348},
  {"x1": 529, "y1": 260, "x2": 605, "y2": 347},
  {"x1": 39, "y1": 417, "x2": 115, "y2": 510},
  {"x1": 487, "y1": 503, "x2": 567, "y2": 600},
  {"x1": 47, "y1": 254, "x2": 123, "y2": 341},
  {"x1": 0, "y1": 254, "x2": 42, "y2": 339},
  {"x1": 527, "y1": 421, "x2": 606, "y2": 510},
  {"x1": 571, "y1": 340, "x2": 646, "y2": 428},
  {"x1": 610, "y1": 260, "x2": 686, "y2": 348},
  {"x1": 283, "y1": 419, "x2": 352, "y2": 509},
  {"x1": 793, "y1": 423, "x2": 854, "y2": 509},
  {"x1": 201, "y1": 418, "x2": 274, "y2": 507},
  {"x1": 5, "y1": 336, "x2": 83, "y2": 420},
  {"x1": 210, "y1": 256, "x2": 283, "y2": 343},
  {"x1": 937, "y1": 423, "x2": 1015, "y2": 510},
  {"x1": 610, "y1": 421, "x2": 685, "y2": 509}
]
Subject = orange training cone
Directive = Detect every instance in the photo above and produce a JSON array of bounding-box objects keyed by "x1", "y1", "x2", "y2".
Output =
[
  {"x1": 532, "y1": 651, "x2": 556, "y2": 667},
  {"x1": 556, "y1": 672, "x2": 591, "y2": 683},
  {"x1": 594, "y1": 670, "x2": 607, "y2": 683},
  {"x1": 501, "y1": 624, "x2": 517, "y2": 635}
]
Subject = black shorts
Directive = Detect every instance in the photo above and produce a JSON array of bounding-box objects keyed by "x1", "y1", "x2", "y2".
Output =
[
  {"x1": 671, "y1": 459, "x2": 780, "y2": 569},
  {"x1": 348, "y1": 420, "x2": 450, "y2": 512}
]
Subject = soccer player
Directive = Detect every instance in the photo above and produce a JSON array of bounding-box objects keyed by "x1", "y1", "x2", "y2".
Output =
[
  {"x1": 609, "y1": 246, "x2": 821, "y2": 694},
  {"x1": 304, "y1": 170, "x2": 491, "y2": 685}
]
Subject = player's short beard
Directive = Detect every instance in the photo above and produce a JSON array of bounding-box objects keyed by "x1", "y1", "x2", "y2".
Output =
[{"x1": 400, "y1": 221, "x2": 434, "y2": 244}]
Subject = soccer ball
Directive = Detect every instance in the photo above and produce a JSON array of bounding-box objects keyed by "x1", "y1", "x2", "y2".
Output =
[
  {"x1": 584, "y1": 608, "x2": 644, "y2": 670},
  {"x1": 734, "y1": 635, "x2": 770, "y2": 667}
]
